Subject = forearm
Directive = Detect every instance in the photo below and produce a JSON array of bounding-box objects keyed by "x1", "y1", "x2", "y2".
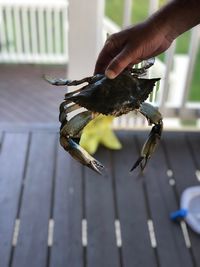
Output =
[{"x1": 148, "y1": 0, "x2": 200, "y2": 42}]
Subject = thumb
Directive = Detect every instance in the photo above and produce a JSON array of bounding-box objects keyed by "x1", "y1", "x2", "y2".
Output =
[{"x1": 105, "y1": 48, "x2": 134, "y2": 79}]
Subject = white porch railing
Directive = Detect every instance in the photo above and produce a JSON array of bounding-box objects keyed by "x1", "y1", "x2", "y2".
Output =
[
  {"x1": 0, "y1": 0, "x2": 68, "y2": 63},
  {"x1": 0, "y1": 0, "x2": 200, "y2": 128}
]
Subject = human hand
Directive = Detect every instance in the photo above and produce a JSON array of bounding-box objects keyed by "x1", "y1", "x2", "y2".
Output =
[{"x1": 95, "y1": 21, "x2": 173, "y2": 79}]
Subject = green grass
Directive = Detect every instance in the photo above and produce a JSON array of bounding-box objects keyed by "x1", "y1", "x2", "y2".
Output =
[
  {"x1": 105, "y1": 0, "x2": 149, "y2": 26},
  {"x1": 105, "y1": 0, "x2": 200, "y2": 101}
]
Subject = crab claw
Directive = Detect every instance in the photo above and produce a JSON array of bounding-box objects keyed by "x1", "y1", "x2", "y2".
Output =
[
  {"x1": 130, "y1": 122, "x2": 163, "y2": 172},
  {"x1": 131, "y1": 58, "x2": 156, "y2": 76},
  {"x1": 60, "y1": 136, "x2": 104, "y2": 175},
  {"x1": 43, "y1": 75, "x2": 70, "y2": 85}
]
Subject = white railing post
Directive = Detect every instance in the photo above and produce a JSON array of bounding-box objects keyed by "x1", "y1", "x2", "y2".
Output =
[
  {"x1": 159, "y1": 41, "x2": 176, "y2": 109},
  {"x1": 122, "y1": 0, "x2": 132, "y2": 28},
  {"x1": 148, "y1": 0, "x2": 159, "y2": 15},
  {"x1": 68, "y1": 0, "x2": 105, "y2": 79},
  {"x1": 181, "y1": 26, "x2": 200, "y2": 110}
]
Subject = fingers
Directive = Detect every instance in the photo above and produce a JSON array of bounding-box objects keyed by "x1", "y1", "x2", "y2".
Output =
[
  {"x1": 95, "y1": 31, "x2": 143, "y2": 79},
  {"x1": 105, "y1": 50, "x2": 131, "y2": 79},
  {"x1": 105, "y1": 47, "x2": 141, "y2": 79},
  {"x1": 94, "y1": 52, "x2": 113, "y2": 75},
  {"x1": 94, "y1": 23, "x2": 162, "y2": 79},
  {"x1": 94, "y1": 36, "x2": 119, "y2": 74}
]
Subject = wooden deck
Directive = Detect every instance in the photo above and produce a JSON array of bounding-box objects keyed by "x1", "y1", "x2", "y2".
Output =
[
  {"x1": 0, "y1": 64, "x2": 66, "y2": 123},
  {"x1": 0, "y1": 128, "x2": 200, "y2": 267}
]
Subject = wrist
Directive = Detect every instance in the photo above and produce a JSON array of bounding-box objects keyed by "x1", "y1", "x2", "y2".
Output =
[{"x1": 147, "y1": 0, "x2": 200, "y2": 43}]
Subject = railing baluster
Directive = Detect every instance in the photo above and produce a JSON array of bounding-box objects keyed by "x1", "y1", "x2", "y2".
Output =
[
  {"x1": 46, "y1": 7, "x2": 53, "y2": 55},
  {"x1": 14, "y1": 6, "x2": 23, "y2": 56},
  {"x1": 181, "y1": 26, "x2": 200, "y2": 111},
  {"x1": 123, "y1": 0, "x2": 132, "y2": 28},
  {"x1": 38, "y1": 7, "x2": 46, "y2": 56},
  {"x1": 0, "y1": 5, "x2": 7, "y2": 59},
  {"x1": 54, "y1": 9, "x2": 61, "y2": 54},
  {"x1": 5, "y1": 6, "x2": 15, "y2": 54},
  {"x1": 159, "y1": 41, "x2": 176, "y2": 110},
  {"x1": 22, "y1": 6, "x2": 31, "y2": 57},
  {"x1": 62, "y1": 7, "x2": 68, "y2": 61},
  {"x1": 148, "y1": 0, "x2": 159, "y2": 15},
  {"x1": 30, "y1": 7, "x2": 38, "y2": 55}
]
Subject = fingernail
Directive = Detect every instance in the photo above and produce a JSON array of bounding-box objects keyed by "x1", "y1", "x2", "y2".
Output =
[{"x1": 105, "y1": 69, "x2": 116, "y2": 79}]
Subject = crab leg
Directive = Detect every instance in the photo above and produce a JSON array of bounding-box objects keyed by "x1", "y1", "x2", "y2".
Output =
[
  {"x1": 64, "y1": 74, "x2": 104, "y2": 98},
  {"x1": 60, "y1": 111, "x2": 92, "y2": 136},
  {"x1": 60, "y1": 111, "x2": 104, "y2": 174},
  {"x1": 59, "y1": 102, "x2": 81, "y2": 123},
  {"x1": 131, "y1": 102, "x2": 163, "y2": 172},
  {"x1": 44, "y1": 75, "x2": 94, "y2": 86},
  {"x1": 59, "y1": 101, "x2": 79, "y2": 112},
  {"x1": 60, "y1": 137, "x2": 104, "y2": 174},
  {"x1": 130, "y1": 123, "x2": 163, "y2": 172},
  {"x1": 44, "y1": 73, "x2": 104, "y2": 87}
]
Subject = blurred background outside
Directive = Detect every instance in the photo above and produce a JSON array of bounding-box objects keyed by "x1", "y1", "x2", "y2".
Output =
[{"x1": 0, "y1": 0, "x2": 200, "y2": 128}]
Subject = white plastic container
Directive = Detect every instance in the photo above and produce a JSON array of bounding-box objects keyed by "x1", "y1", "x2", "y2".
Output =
[{"x1": 170, "y1": 186, "x2": 200, "y2": 234}]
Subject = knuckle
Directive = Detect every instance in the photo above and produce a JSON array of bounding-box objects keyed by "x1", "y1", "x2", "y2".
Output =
[{"x1": 105, "y1": 33, "x2": 118, "y2": 48}]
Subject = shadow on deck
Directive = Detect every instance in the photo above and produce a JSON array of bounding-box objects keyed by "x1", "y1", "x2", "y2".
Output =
[{"x1": 0, "y1": 128, "x2": 200, "y2": 267}]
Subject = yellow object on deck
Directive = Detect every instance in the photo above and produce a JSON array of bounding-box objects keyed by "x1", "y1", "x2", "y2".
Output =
[{"x1": 80, "y1": 115, "x2": 122, "y2": 155}]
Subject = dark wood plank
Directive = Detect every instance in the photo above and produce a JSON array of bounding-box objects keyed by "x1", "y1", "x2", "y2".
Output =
[
  {"x1": 113, "y1": 132, "x2": 157, "y2": 267},
  {"x1": 0, "y1": 123, "x2": 59, "y2": 133},
  {"x1": 0, "y1": 132, "x2": 3, "y2": 153},
  {"x1": 163, "y1": 132, "x2": 199, "y2": 189},
  {"x1": 50, "y1": 146, "x2": 83, "y2": 267},
  {"x1": 164, "y1": 132, "x2": 200, "y2": 264},
  {"x1": 183, "y1": 132, "x2": 200, "y2": 264},
  {"x1": 137, "y1": 133, "x2": 193, "y2": 267},
  {"x1": 12, "y1": 132, "x2": 57, "y2": 267},
  {"x1": 186, "y1": 132, "x2": 200, "y2": 169},
  {"x1": 0, "y1": 133, "x2": 29, "y2": 267},
  {"x1": 0, "y1": 131, "x2": 2, "y2": 141},
  {"x1": 85, "y1": 147, "x2": 120, "y2": 267}
]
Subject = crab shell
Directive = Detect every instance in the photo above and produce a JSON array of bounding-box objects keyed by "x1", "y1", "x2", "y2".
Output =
[{"x1": 65, "y1": 72, "x2": 160, "y2": 116}]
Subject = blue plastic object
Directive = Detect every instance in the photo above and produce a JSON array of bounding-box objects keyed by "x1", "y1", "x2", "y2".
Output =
[
  {"x1": 170, "y1": 186, "x2": 200, "y2": 234},
  {"x1": 170, "y1": 209, "x2": 188, "y2": 221}
]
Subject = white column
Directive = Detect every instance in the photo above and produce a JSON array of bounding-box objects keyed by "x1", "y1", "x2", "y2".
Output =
[{"x1": 68, "y1": 0, "x2": 105, "y2": 79}]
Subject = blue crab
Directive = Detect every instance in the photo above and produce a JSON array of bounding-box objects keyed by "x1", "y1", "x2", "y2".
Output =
[{"x1": 45, "y1": 58, "x2": 163, "y2": 174}]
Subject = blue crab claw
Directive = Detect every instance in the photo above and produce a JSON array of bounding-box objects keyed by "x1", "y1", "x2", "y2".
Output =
[
  {"x1": 60, "y1": 136, "x2": 104, "y2": 175},
  {"x1": 130, "y1": 122, "x2": 163, "y2": 172},
  {"x1": 43, "y1": 75, "x2": 70, "y2": 85},
  {"x1": 131, "y1": 58, "x2": 155, "y2": 76}
]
